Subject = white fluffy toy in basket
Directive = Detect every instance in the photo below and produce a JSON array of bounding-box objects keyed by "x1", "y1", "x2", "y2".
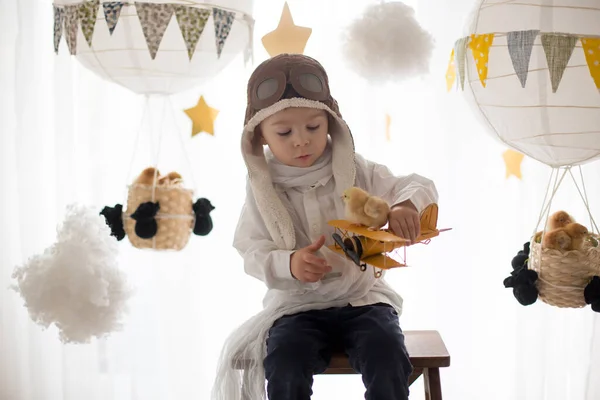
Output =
[{"x1": 100, "y1": 167, "x2": 215, "y2": 251}]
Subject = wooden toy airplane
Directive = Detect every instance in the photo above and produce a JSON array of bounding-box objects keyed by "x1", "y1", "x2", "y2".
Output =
[{"x1": 327, "y1": 203, "x2": 451, "y2": 278}]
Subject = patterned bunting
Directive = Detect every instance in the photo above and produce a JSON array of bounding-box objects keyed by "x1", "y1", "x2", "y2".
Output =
[
  {"x1": 541, "y1": 34, "x2": 578, "y2": 93},
  {"x1": 446, "y1": 48, "x2": 456, "y2": 92},
  {"x1": 78, "y1": 0, "x2": 100, "y2": 48},
  {"x1": 469, "y1": 33, "x2": 495, "y2": 87},
  {"x1": 213, "y1": 8, "x2": 235, "y2": 58},
  {"x1": 53, "y1": 5, "x2": 65, "y2": 54},
  {"x1": 174, "y1": 6, "x2": 211, "y2": 60},
  {"x1": 507, "y1": 30, "x2": 539, "y2": 88},
  {"x1": 64, "y1": 5, "x2": 79, "y2": 55},
  {"x1": 135, "y1": 2, "x2": 175, "y2": 60},
  {"x1": 581, "y1": 38, "x2": 600, "y2": 90},
  {"x1": 102, "y1": 2, "x2": 125, "y2": 35},
  {"x1": 454, "y1": 37, "x2": 469, "y2": 90}
]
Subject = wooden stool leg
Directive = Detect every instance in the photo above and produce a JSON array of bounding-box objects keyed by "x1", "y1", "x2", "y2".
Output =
[{"x1": 423, "y1": 367, "x2": 442, "y2": 400}]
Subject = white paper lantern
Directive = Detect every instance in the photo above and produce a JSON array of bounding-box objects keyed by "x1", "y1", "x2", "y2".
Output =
[
  {"x1": 53, "y1": 0, "x2": 254, "y2": 95},
  {"x1": 454, "y1": 0, "x2": 600, "y2": 167}
]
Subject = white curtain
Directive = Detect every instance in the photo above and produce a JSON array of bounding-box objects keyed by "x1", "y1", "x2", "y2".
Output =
[{"x1": 1, "y1": 0, "x2": 599, "y2": 399}]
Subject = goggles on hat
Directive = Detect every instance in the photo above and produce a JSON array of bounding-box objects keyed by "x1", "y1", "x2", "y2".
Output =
[{"x1": 250, "y1": 64, "x2": 330, "y2": 110}]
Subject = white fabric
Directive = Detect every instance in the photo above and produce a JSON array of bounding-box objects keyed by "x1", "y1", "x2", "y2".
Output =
[
  {"x1": 461, "y1": 0, "x2": 600, "y2": 167},
  {"x1": 54, "y1": 0, "x2": 254, "y2": 95},
  {"x1": 3, "y1": 1, "x2": 600, "y2": 400},
  {"x1": 213, "y1": 123, "x2": 438, "y2": 399}
]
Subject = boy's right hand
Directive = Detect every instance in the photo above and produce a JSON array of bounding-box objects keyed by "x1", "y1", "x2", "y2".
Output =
[{"x1": 290, "y1": 235, "x2": 332, "y2": 283}]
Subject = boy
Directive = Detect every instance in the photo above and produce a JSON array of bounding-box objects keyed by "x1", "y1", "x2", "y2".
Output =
[{"x1": 211, "y1": 54, "x2": 438, "y2": 400}]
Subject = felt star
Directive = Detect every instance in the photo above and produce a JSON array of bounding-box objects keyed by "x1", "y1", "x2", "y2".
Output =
[
  {"x1": 184, "y1": 96, "x2": 219, "y2": 137},
  {"x1": 503, "y1": 149, "x2": 525, "y2": 179},
  {"x1": 261, "y1": 2, "x2": 312, "y2": 57}
]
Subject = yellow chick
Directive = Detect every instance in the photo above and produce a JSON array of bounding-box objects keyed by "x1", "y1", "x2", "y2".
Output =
[
  {"x1": 134, "y1": 167, "x2": 160, "y2": 185},
  {"x1": 342, "y1": 187, "x2": 390, "y2": 231},
  {"x1": 563, "y1": 222, "x2": 589, "y2": 251},
  {"x1": 534, "y1": 210, "x2": 575, "y2": 243},
  {"x1": 158, "y1": 171, "x2": 183, "y2": 186},
  {"x1": 542, "y1": 228, "x2": 571, "y2": 251}
]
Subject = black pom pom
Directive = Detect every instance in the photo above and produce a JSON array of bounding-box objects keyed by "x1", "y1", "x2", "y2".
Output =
[
  {"x1": 511, "y1": 254, "x2": 528, "y2": 270},
  {"x1": 193, "y1": 198, "x2": 215, "y2": 236},
  {"x1": 523, "y1": 241, "x2": 530, "y2": 255},
  {"x1": 584, "y1": 276, "x2": 600, "y2": 313},
  {"x1": 503, "y1": 267, "x2": 538, "y2": 306},
  {"x1": 100, "y1": 204, "x2": 126, "y2": 241},
  {"x1": 130, "y1": 201, "x2": 160, "y2": 239},
  {"x1": 514, "y1": 285, "x2": 538, "y2": 306}
]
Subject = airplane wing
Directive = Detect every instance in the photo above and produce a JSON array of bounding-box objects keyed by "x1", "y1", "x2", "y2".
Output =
[{"x1": 327, "y1": 220, "x2": 409, "y2": 243}]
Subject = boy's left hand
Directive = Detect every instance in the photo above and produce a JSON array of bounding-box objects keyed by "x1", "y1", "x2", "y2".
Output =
[{"x1": 388, "y1": 201, "x2": 420, "y2": 244}]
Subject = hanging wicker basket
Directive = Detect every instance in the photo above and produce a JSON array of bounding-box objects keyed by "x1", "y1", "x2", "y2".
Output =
[
  {"x1": 529, "y1": 235, "x2": 600, "y2": 308},
  {"x1": 123, "y1": 183, "x2": 194, "y2": 251}
]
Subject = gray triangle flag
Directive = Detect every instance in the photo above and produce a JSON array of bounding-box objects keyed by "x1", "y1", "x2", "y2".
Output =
[
  {"x1": 135, "y1": 2, "x2": 175, "y2": 60},
  {"x1": 174, "y1": 6, "x2": 211, "y2": 60},
  {"x1": 213, "y1": 8, "x2": 235, "y2": 58},
  {"x1": 541, "y1": 34, "x2": 578, "y2": 93},
  {"x1": 78, "y1": 0, "x2": 100, "y2": 48},
  {"x1": 102, "y1": 2, "x2": 125, "y2": 35},
  {"x1": 53, "y1": 5, "x2": 65, "y2": 54},
  {"x1": 64, "y1": 4, "x2": 79, "y2": 55},
  {"x1": 507, "y1": 30, "x2": 539, "y2": 88}
]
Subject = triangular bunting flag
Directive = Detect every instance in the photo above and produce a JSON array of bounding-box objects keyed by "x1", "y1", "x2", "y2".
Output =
[
  {"x1": 174, "y1": 6, "x2": 211, "y2": 60},
  {"x1": 581, "y1": 38, "x2": 600, "y2": 90},
  {"x1": 53, "y1": 5, "x2": 65, "y2": 54},
  {"x1": 454, "y1": 37, "x2": 469, "y2": 90},
  {"x1": 103, "y1": 2, "x2": 125, "y2": 35},
  {"x1": 213, "y1": 8, "x2": 235, "y2": 58},
  {"x1": 446, "y1": 48, "x2": 456, "y2": 92},
  {"x1": 135, "y1": 2, "x2": 175, "y2": 60},
  {"x1": 507, "y1": 30, "x2": 539, "y2": 88},
  {"x1": 64, "y1": 5, "x2": 79, "y2": 55},
  {"x1": 469, "y1": 33, "x2": 495, "y2": 87},
  {"x1": 541, "y1": 34, "x2": 578, "y2": 93},
  {"x1": 78, "y1": 0, "x2": 100, "y2": 48}
]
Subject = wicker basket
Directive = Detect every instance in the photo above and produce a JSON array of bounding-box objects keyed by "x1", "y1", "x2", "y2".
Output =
[
  {"x1": 529, "y1": 235, "x2": 600, "y2": 308},
  {"x1": 123, "y1": 183, "x2": 194, "y2": 251}
]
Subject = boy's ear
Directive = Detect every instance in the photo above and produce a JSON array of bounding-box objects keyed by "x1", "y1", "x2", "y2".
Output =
[{"x1": 254, "y1": 126, "x2": 267, "y2": 145}]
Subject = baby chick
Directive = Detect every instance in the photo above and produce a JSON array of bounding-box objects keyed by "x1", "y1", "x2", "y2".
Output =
[
  {"x1": 158, "y1": 171, "x2": 183, "y2": 186},
  {"x1": 534, "y1": 210, "x2": 575, "y2": 243},
  {"x1": 134, "y1": 167, "x2": 160, "y2": 185},
  {"x1": 563, "y1": 222, "x2": 589, "y2": 251},
  {"x1": 342, "y1": 187, "x2": 390, "y2": 231},
  {"x1": 542, "y1": 229, "x2": 572, "y2": 251}
]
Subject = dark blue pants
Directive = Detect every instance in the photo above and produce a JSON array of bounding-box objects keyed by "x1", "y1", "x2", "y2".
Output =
[{"x1": 264, "y1": 303, "x2": 412, "y2": 400}]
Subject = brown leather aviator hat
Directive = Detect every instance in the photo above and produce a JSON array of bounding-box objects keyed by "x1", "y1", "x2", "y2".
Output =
[{"x1": 241, "y1": 54, "x2": 356, "y2": 250}]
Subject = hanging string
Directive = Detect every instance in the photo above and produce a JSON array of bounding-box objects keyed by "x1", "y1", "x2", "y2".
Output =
[
  {"x1": 166, "y1": 96, "x2": 199, "y2": 194},
  {"x1": 123, "y1": 95, "x2": 150, "y2": 205},
  {"x1": 150, "y1": 96, "x2": 169, "y2": 203},
  {"x1": 532, "y1": 168, "x2": 557, "y2": 237},
  {"x1": 568, "y1": 167, "x2": 599, "y2": 234}
]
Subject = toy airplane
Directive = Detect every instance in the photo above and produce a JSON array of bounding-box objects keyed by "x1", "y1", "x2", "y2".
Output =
[{"x1": 327, "y1": 203, "x2": 451, "y2": 278}]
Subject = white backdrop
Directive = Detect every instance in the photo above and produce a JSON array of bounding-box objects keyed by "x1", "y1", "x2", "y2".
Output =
[{"x1": 1, "y1": 0, "x2": 599, "y2": 399}]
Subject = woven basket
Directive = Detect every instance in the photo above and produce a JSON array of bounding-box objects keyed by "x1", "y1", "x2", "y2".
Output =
[
  {"x1": 123, "y1": 184, "x2": 194, "y2": 251},
  {"x1": 529, "y1": 235, "x2": 600, "y2": 308}
]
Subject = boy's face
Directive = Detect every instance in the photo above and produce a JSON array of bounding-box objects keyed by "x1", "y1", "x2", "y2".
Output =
[{"x1": 258, "y1": 107, "x2": 329, "y2": 168}]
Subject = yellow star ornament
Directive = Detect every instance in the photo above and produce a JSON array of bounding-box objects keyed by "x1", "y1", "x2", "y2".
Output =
[
  {"x1": 503, "y1": 149, "x2": 525, "y2": 179},
  {"x1": 262, "y1": 2, "x2": 312, "y2": 57},
  {"x1": 184, "y1": 96, "x2": 219, "y2": 137}
]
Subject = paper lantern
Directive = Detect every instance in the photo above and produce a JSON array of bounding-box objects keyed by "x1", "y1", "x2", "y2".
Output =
[
  {"x1": 451, "y1": 0, "x2": 600, "y2": 168},
  {"x1": 52, "y1": 0, "x2": 255, "y2": 95}
]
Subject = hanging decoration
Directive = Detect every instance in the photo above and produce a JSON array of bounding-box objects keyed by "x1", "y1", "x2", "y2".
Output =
[
  {"x1": 502, "y1": 149, "x2": 524, "y2": 180},
  {"x1": 385, "y1": 113, "x2": 392, "y2": 142},
  {"x1": 184, "y1": 95, "x2": 220, "y2": 137},
  {"x1": 52, "y1": 0, "x2": 255, "y2": 95},
  {"x1": 340, "y1": 1, "x2": 434, "y2": 83},
  {"x1": 447, "y1": 0, "x2": 600, "y2": 311},
  {"x1": 261, "y1": 2, "x2": 311, "y2": 57}
]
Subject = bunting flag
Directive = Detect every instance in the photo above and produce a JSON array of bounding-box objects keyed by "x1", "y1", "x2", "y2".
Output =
[
  {"x1": 454, "y1": 37, "x2": 469, "y2": 90},
  {"x1": 78, "y1": 0, "x2": 100, "y2": 48},
  {"x1": 53, "y1": 5, "x2": 65, "y2": 54},
  {"x1": 507, "y1": 30, "x2": 539, "y2": 88},
  {"x1": 63, "y1": 5, "x2": 79, "y2": 55},
  {"x1": 581, "y1": 38, "x2": 600, "y2": 90},
  {"x1": 446, "y1": 48, "x2": 456, "y2": 92},
  {"x1": 213, "y1": 8, "x2": 236, "y2": 58},
  {"x1": 541, "y1": 34, "x2": 578, "y2": 93},
  {"x1": 135, "y1": 2, "x2": 174, "y2": 60},
  {"x1": 102, "y1": 2, "x2": 125, "y2": 35},
  {"x1": 174, "y1": 6, "x2": 211, "y2": 60},
  {"x1": 469, "y1": 33, "x2": 494, "y2": 87}
]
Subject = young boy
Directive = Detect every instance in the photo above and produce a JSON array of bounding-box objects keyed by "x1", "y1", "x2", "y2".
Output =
[{"x1": 211, "y1": 54, "x2": 438, "y2": 400}]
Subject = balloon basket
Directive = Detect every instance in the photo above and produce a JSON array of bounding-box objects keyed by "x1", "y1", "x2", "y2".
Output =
[
  {"x1": 123, "y1": 183, "x2": 195, "y2": 251},
  {"x1": 529, "y1": 239, "x2": 600, "y2": 308}
]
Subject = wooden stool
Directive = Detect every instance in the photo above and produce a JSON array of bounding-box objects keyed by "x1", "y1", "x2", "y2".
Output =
[{"x1": 233, "y1": 330, "x2": 450, "y2": 399}]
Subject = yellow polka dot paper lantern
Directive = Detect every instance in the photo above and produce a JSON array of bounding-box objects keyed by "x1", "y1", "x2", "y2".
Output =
[{"x1": 450, "y1": 0, "x2": 600, "y2": 168}]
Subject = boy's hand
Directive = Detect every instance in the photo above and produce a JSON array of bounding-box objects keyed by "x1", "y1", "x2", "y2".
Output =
[
  {"x1": 290, "y1": 235, "x2": 332, "y2": 283},
  {"x1": 388, "y1": 201, "x2": 420, "y2": 244}
]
